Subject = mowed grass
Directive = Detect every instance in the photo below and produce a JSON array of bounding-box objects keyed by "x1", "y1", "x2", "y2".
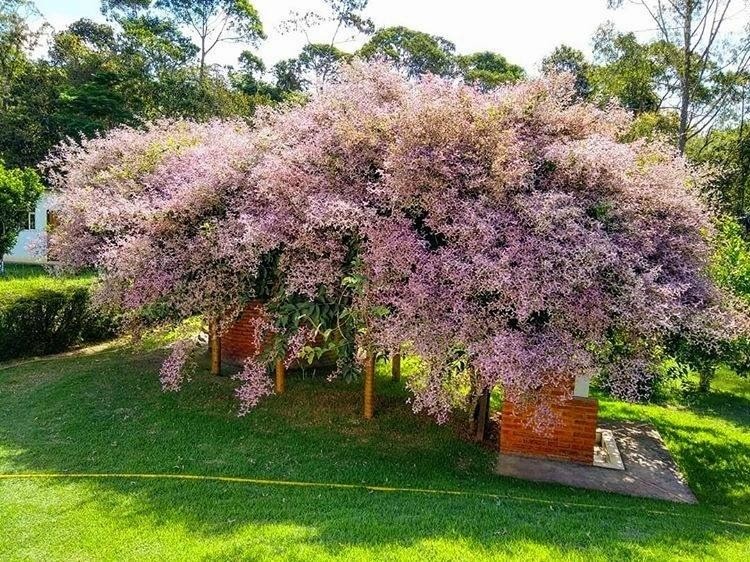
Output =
[
  {"x1": 0, "y1": 344, "x2": 748, "y2": 561},
  {"x1": 0, "y1": 264, "x2": 94, "y2": 304}
]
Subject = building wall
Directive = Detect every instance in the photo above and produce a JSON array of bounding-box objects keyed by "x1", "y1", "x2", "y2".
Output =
[{"x1": 3, "y1": 194, "x2": 52, "y2": 264}]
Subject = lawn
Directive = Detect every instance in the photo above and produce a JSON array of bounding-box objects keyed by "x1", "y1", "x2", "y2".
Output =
[
  {"x1": 0, "y1": 343, "x2": 748, "y2": 561},
  {"x1": 0, "y1": 263, "x2": 94, "y2": 305}
]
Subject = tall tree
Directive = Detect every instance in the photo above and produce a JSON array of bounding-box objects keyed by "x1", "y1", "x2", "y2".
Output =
[
  {"x1": 271, "y1": 58, "x2": 307, "y2": 93},
  {"x1": 592, "y1": 25, "x2": 673, "y2": 114},
  {"x1": 297, "y1": 42, "x2": 350, "y2": 90},
  {"x1": 105, "y1": 0, "x2": 265, "y2": 81},
  {"x1": 0, "y1": 0, "x2": 46, "y2": 112},
  {"x1": 359, "y1": 26, "x2": 456, "y2": 79},
  {"x1": 281, "y1": 0, "x2": 373, "y2": 91},
  {"x1": 155, "y1": 0, "x2": 264, "y2": 81},
  {"x1": 457, "y1": 51, "x2": 525, "y2": 91},
  {"x1": 156, "y1": 0, "x2": 266, "y2": 80},
  {"x1": 608, "y1": 0, "x2": 750, "y2": 153}
]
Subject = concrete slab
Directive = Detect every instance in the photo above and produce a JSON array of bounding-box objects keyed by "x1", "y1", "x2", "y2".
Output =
[{"x1": 496, "y1": 421, "x2": 697, "y2": 504}]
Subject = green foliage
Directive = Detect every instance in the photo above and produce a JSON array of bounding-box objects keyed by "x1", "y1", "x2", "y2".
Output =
[
  {"x1": 650, "y1": 216, "x2": 750, "y2": 392},
  {"x1": 456, "y1": 51, "x2": 524, "y2": 91},
  {"x1": 155, "y1": 0, "x2": 265, "y2": 46},
  {"x1": 622, "y1": 110, "x2": 679, "y2": 142},
  {"x1": 0, "y1": 268, "x2": 118, "y2": 360},
  {"x1": 541, "y1": 44, "x2": 592, "y2": 99},
  {"x1": 271, "y1": 58, "x2": 307, "y2": 93},
  {"x1": 359, "y1": 26, "x2": 456, "y2": 79},
  {"x1": 299, "y1": 42, "x2": 350, "y2": 88},
  {"x1": 153, "y1": 0, "x2": 265, "y2": 80},
  {"x1": 710, "y1": 216, "x2": 750, "y2": 297},
  {"x1": 591, "y1": 27, "x2": 673, "y2": 114},
  {"x1": 706, "y1": 216, "x2": 750, "y2": 377},
  {"x1": 0, "y1": 8, "x2": 266, "y2": 168},
  {"x1": 688, "y1": 126, "x2": 750, "y2": 217},
  {"x1": 0, "y1": 160, "x2": 43, "y2": 258}
]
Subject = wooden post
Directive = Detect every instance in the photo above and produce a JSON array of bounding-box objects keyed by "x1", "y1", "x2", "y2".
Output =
[
  {"x1": 363, "y1": 352, "x2": 376, "y2": 419},
  {"x1": 275, "y1": 358, "x2": 286, "y2": 394},
  {"x1": 475, "y1": 389, "x2": 490, "y2": 442},
  {"x1": 209, "y1": 320, "x2": 221, "y2": 376},
  {"x1": 391, "y1": 352, "x2": 401, "y2": 382}
]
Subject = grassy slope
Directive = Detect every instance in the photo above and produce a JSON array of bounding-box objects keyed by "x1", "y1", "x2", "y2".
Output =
[{"x1": 0, "y1": 345, "x2": 748, "y2": 561}]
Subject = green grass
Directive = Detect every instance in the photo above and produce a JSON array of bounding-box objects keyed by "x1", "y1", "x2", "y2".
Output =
[
  {"x1": 0, "y1": 263, "x2": 94, "y2": 304},
  {"x1": 0, "y1": 345, "x2": 748, "y2": 561}
]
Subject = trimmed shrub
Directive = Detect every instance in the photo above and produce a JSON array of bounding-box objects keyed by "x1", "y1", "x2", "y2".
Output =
[{"x1": 0, "y1": 281, "x2": 118, "y2": 361}]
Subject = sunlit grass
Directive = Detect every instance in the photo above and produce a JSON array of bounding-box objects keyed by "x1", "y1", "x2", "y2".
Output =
[
  {"x1": 0, "y1": 344, "x2": 748, "y2": 561},
  {"x1": 0, "y1": 263, "x2": 95, "y2": 304}
]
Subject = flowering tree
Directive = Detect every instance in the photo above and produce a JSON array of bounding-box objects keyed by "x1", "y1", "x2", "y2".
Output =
[{"x1": 46, "y1": 62, "x2": 742, "y2": 421}]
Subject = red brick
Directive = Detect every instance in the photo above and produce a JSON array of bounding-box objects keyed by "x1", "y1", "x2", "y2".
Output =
[{"x1": 499, "y1": 382, "x2": 598, "y2": 464}]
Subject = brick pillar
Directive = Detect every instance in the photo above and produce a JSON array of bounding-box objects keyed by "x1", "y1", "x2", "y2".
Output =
[
  {"x1": 499, "y1": 387, "x2": 598, "y2": 464},
  {"x1": 221, "y1": 300, "x2": 266, "y2": 364}
]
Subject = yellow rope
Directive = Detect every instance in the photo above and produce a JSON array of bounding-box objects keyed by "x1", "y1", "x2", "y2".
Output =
[{"x1": 1, "y1": 471, "x2": 748, "y2": 529}]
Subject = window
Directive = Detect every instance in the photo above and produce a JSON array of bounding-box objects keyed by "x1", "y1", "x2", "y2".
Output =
[{"x1": 27, "y1": 211, "x2": 36, "y2": 230}]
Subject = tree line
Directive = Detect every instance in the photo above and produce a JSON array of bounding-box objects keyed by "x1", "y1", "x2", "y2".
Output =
[{"x1": 1, "y1": 0, "x2": 749, "y2": 256}]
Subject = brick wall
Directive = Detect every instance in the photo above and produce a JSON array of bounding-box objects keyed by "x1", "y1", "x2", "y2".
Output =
[
  {"x1": 221, "y1": 300, "x2": 266, "y2": 364},
  {"x1": 220, "y1": 301, "x2": 336, "y2": 369},
  {"x1": 499, "y1": 392, "x2": 598, "y2": 464}
]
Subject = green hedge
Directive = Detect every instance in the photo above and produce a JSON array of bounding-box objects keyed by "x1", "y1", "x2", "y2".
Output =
[{"x1": 0, "y1": 279, "x2": 119, "y2": 362}]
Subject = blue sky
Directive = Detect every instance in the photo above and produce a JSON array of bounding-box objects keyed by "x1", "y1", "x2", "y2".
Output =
[{"x1": 33, "y1": 0, "x2": 662, "y2": 73}]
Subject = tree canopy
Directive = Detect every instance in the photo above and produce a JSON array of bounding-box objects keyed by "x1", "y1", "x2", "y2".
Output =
[
  {"x1": 46, "y1": 62, "x2": 742, "y2": 420},
  {"x1": 359, "y1": 26, "x2": 456, "y2": 78}
]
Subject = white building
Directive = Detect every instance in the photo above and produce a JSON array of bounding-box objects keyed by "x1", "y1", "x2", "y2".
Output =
[{"x1": 3, "y1": 194, "x2": 55, "y2": 264}]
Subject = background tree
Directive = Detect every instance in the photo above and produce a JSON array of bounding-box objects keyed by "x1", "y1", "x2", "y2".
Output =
[
  {"x1": 280, "y1": 0, "x2": 373, "y2": 91},
  {"x1": 0, "y1": 1, "x2": 60, "y2": 168},
  {"x1": 608, "y1": 0, "x2": 750, "y2": 153},
  {"x1": 591, "y1": 25, "x2": 673, "y2": 114},
  {"x1": 541, "y1": 44, "x2": 593, "y2": 98},
  {"x1": 297, "y1": 42, "x2": 350, "y2": 92},
  {"x1": 49, "y1": 19, "x2": 136, "y2": 138},
  {"x1": 0, "y1": 0, "x2": 48, "y2": 113},
  {"x1": 0, "y1": 160, "x2": 43, "y2": 273},
  {"x1": 456, "y1": 51, "x2": 525, "y2": 91},
  {"x1": 688, "y1": 75, "x2": 750, "y2": 216},
  {"x1": 157, "y1": 0, "x2": 264, "y2": 82},
  {"x1": 105, "y1": 0, "x2": 265, "y2": 82},
  {"x1": 359, "y1": 26, "x2": 456, "y2": 79}
]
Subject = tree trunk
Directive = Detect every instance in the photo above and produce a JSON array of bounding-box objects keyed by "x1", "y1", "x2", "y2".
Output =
[
  {"x1": 678, "y1": 1, "x2": 694, "y2": 154},
  {"x1": 209, "y1": 320, "x2": 221, "y2": 376},
  {"x1": 698, "y1": 368, "x2": 712, "y2": 393},
  {"x1": 391, "y1": 352, "x2": 401, "y2": 382},
  {"x1": 199, "y1": 32, "x2": 207, "y2": 85},
  {"x1": 363, "y1": 352, "x2": 376, "y2": 419},
  {"x1": 474, "y1": 389, "x2": 490, "y2": 443},
  {"x1": 275, "y1": 358, "x2": 286, "y2": 394}
]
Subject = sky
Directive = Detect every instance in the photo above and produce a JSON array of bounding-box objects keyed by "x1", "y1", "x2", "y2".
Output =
[{"x1": 31, "y1": 0, "x2": 666, "y2": 74}]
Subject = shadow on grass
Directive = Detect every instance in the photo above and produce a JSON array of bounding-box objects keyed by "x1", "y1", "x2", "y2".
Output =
[{"x1": 1, "y1": 345, "x2": 748, "y2": 559}]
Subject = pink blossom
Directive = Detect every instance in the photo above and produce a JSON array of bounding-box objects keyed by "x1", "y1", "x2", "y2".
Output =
[
  {"x1": 159, "y1": 339, "x2": 194, "y2": 392},
  {"x1": 47, "y1": 61, "x2": 746, "y2": 420}
]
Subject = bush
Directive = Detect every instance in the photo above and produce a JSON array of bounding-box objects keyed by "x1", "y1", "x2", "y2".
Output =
[{"x1": 0, "y1": 277, "x2": 118, "y2": 361}]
